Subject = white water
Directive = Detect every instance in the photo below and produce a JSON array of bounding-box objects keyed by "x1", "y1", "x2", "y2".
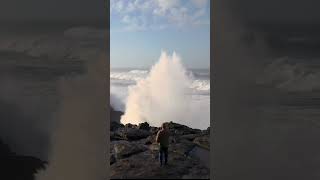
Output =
[{"x1": 111, "y1": 51, "x2": 210, "y2": 130}]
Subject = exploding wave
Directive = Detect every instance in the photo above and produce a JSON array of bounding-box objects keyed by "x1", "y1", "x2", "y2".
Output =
[{"x1": 118, "y1": 51, "x2": 210, "y2": 129}]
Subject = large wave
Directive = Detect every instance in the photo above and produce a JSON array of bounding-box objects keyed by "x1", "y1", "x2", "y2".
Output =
[
  {"x1": 110, "y1": 70, "x2": 149, "y2": 84},
  {"x1": 119, "y1": 51, "x2": 210, "y2": 129}
]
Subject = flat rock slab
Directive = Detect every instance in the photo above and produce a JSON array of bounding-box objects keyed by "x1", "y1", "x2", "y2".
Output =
[{"x1": 113, "y1": 140, "x2": 148, "y2": 159}]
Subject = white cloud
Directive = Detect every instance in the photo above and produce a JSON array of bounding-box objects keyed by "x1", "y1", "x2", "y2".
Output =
[
  {"x1": 121, "y1": 15, "x2": 148, "y2": 32},
  {"x1": 191, "y1": 0, "x2": 208, "y2": 8},
  {"x1": 111, "y1": 0, "x2": 125, "y2": 12},
  {"x1": 111, "y1": 0, "x2": 209, "y2": 31},
  {"x1": 156, "y1": 0, "x2": 180, "y2": 11}
]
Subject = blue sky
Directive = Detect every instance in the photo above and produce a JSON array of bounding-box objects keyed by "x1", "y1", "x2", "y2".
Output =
[{"x1": 110, "y1": 0, "x2": 210, "y2": 69}]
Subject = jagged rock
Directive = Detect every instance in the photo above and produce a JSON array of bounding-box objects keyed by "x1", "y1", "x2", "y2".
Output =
[
  {"x1": 180, "y1": 134, "x2": 201, "y2": 141},
  {"x1": 168, "y1": 121, "x2": 187, "y2": 129},
  {"x1": 168, "y1": 122, "x2": 202, "y2": 135},
  {"x1": 113, "y1": 140, "x2": 148, "y2": 159},
  {"x1": 125, "y1": 123, "x2": 137, "y2": 129},
  {"x1": 124, "y1": 128, "x2": 151, "y2": 141},
  {"x1": 110, "y1": 131, "x2": 127, "y2": 141},
  {"x1": 193, "y1": 135, "x2": 210, "y2": 150},
  {"x1": 150, "y1": 127, "x2": 160, "y2": 135},
  {"x1": 111, "y1": 121, "x2": 124, "y2": 131},
  {"x1": 138, "y1": 122, "x2": 150, "y2": 131}
]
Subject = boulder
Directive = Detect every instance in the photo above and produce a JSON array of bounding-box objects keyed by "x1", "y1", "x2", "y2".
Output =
[
  {"x1": 110, "y1": 131, "x2": 127, "y2": 141},
  {"x1": 113, "y1": 140, "x2": 148, "y2": 159},
  {"x1": 138, "y1": 122, "x2": 150, "y2": 131},
  {"x1": 125, "y1": 123, "x2": 137, "y2": 129},
  {"x1": 150, "y1": 127, "x2": 160, "y2": 135},
  {"x1": 111, "y1": 121, "x2": 124, "y2": 131},
  {"x1": 171, "y1": 139, "x2": 197, "y2": 156},
  {"x1": 180, "y1": 134, "x2": 201, "y2": 141},
  {"x1": 124, "y1": 128, "x2": 151, "y2": 141},
  {"x1": 167, "y1": 122, "x2": 201, "y2": 135},
  {"x1": 144, "y1": 135, "x2": 156, "y2": 145},
  {"x1": 193, "y1": 135, "x2": 210, "y2": 150}
]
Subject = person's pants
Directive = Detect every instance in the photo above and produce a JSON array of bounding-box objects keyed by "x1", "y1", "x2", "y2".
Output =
[{"x1": 159, "y1": 146, "x2": 168, "y2": 166}]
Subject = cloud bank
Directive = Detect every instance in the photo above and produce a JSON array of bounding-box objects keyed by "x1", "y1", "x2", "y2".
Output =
[{"x1": 111, "y1": 0, "x2": 210, "y2": 31}]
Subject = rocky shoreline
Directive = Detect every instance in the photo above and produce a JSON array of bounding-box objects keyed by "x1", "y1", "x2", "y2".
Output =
[{"x1": 110, "y1": 111, "x2": 210, "y2": 179}]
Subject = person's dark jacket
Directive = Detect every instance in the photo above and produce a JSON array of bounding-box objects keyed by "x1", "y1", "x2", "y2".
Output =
[{"x1": 156, "y1": 129, "x2": 170, "y2": 148}]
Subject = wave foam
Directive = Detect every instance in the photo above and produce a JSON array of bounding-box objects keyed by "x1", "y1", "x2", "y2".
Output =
[
  {"x1": 120, "y1": 51, "x2": 209, "y2": 129},
  {"x1": 111, "y1": 70, "x2": 210, "y2": 93}
]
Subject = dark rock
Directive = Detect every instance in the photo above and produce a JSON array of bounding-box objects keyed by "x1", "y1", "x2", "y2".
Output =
[
  {"x1": 182, "y1": 164, "x2": 210, "y2": 179},
  {"x1": 113, "y1": 140, "x2": 147, "y2": 159},
  {"x1": 125, "y1": 123, "x2": 137, "y2": 129},
  {"x1": 138, "y1": 122, "x2": 150, "y2": 131},
  {"x1": 110, "y1": 131, "x2": 127, "y2": 141},
  {"x1": 203, "y1": 127, "x2": 210, "y2": 135},
  {"x1": 124, "y1": 128, "x2": 151, "y2": 141},
  {"x1": 110, "y1": 146, "x2": 208, "y2": 179},
  {"x1": 150, "y1": 127, "x2": 160, "y2": 135},
  {"x1": 171, "y1": 139, "x2": 196, "y2": 156},
  {"x1": 193, "y1": 135, "x2": 210, "y2": 150},
  {"x1": 167, "y1": 122, "x2": 201, "y2": 135},
  {"x1": 144, "y1": 135, "x2": 156, "y2": 145},
  {"x1": 110, "y1": 106, "x2": 123, "y2": 123},
  {"x1": 180, "y1": 134, "x2": 201, "y2": 141},
  {"x1": 136, "y1": 135, "x2": 156, "y2": 145},
  {"x1": 111, "y1": 121, "x2": 124, "y2": 131}
]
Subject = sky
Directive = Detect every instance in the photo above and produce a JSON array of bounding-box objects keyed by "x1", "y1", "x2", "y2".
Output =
[{"x1": 110, "y1": 0, "x2": 210, "y2": 69}]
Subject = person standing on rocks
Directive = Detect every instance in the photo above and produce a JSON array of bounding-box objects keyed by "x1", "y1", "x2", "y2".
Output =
[{"x1": 156, "y1": 122, "x2": 170, "y2": 166}]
